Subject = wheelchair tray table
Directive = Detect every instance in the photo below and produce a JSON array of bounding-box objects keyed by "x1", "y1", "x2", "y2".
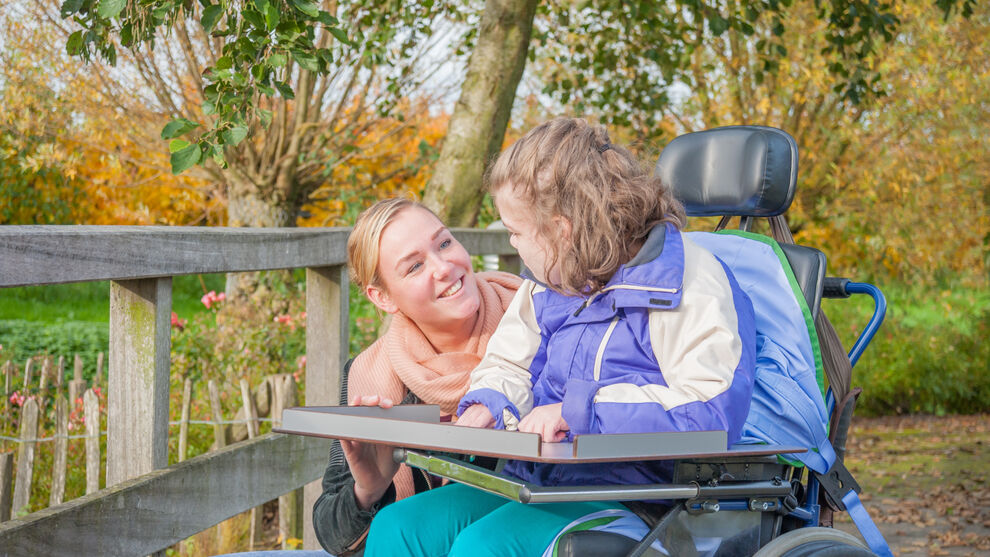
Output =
[{"x1": 275, "y1": 405, "x2": 805, "y2": 463}]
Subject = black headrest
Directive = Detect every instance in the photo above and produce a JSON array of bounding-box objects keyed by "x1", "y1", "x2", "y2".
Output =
[{"x1": 655, "y1": 126, "x2": 798, "y2": 217}]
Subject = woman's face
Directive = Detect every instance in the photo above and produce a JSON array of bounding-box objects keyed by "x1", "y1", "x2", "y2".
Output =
[{"x1": 367, "y1": 206, "x2": 481, "y2": 330}]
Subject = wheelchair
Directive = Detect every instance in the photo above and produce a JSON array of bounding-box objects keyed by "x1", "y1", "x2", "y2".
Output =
[{"x1": 396, "y1": 126, "x2": 892, "y2": 557}]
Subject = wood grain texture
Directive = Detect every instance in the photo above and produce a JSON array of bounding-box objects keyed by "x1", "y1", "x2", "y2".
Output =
[
  {"x1": 107, "y1": 278, "x2": 171, "y2": 486},
  {"x1": 0, "y1": 226, "x2": 513, "y2": 287},
  {"x1": 0, "y1": 433, "x2": 330, "y2": 556}
]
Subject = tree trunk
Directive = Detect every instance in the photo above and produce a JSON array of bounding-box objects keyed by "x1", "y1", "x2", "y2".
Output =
[
  {"x1": 224, "y1": 177, "x2": 296, "y2": 300},
  {"x1": 423, "y1": 0, "x2": 539, "y2": 227}
]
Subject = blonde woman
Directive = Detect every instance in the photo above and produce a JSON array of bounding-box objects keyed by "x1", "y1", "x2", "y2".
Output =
[{"x1": 312, "y1": 198, "x2": 521, "y2": 555}]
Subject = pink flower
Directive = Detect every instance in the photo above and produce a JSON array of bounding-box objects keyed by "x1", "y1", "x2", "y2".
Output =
[
  {"x1": 274, "y1": 314, "x2": 293, "y2": 325},
  {"x1": 170, "y1": 312, "x2": 187, "y2": 329},
  {"x1": 201, "y1": 290, "x2": 225, "y2": 309},
  {"x1": 9, "y1": 391, "x2": 25, "y2": 407},
  {"x1": 297, "y1": 355, "x2": 307, "y2": 369}
]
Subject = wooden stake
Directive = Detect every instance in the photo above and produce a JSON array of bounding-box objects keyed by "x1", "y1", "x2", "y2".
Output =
[
  {"x1": 50, "y1": 396, "x2": 69, "y2": 506},
  {"x1": 12, "y1": 398, "x2": 39, "y2": 516},
  {"x1": 0, "y1": 452, "x2": 12, "y2": 522},
  {"x1": 22, "y1": 357, "x2": 33, "y2": 391},
  {"x1": 95, "y1": 352, "x2": 104, "y2": 387},
  {"x1": 69, "y1": 355, "x2": 87, "y2": 404},
  {"x1": 178, "y1": 377, "x2": 192, "y2": 463},
  {"x1": 208, "y1": 380, "x2": 226, "y2": 449},
  {"x1": 84, "y1": 389, "x2": 100, "y2": 495}
]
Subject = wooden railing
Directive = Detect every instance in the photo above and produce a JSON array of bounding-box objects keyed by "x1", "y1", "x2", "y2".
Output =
[{"x1": 0, "y1": 225, "x2": 518, "y2": 556}]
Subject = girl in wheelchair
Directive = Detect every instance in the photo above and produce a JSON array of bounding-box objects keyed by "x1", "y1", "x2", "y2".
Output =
[{"x1": 363, "y1": 117, "x2": 758, "y2": 556}]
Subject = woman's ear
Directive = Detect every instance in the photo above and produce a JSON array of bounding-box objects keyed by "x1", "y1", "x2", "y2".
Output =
[{"x1": 365, "y1": 284, "x2": 398, "y2": 314}]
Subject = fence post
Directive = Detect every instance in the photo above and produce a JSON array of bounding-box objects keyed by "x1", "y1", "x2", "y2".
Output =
[
  {"x1": 84, "y1": 388, "x2": 101, "y2": 495},
  {"x1": 302, "y1": 264, "x2": 349, "y2": 549},
  {"x1": 0, "y1": 452, "x2": 12, "y2": 522},
  {"x1": 12, "y1": 397, "x2": 39, "y2": 517},
  {"x1": 107, "y1": 278, "x2": 171, "y2": 487},
  {"x1": 50, "y1": 396, "x2": 69, "y2": 506},
  {"x1": 95, "y1": 352, "x2": 104, "y2": 387}
]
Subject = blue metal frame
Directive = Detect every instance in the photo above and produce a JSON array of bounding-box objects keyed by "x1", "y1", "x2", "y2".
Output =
[{"x1": 805, "y1": 281, "x2": 886, "y2": 527}]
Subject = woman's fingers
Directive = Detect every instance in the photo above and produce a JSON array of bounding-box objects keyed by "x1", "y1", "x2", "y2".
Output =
[{"x1": 349, "y1": 394, "x2": 395, "y2": 408}]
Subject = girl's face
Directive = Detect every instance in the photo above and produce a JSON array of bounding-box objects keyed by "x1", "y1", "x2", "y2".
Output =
[
  {"x1": 367, "y1": 206, "x2": 481, "y2": 330},
  {"x1": 494, "y1": 185, "x2": 566, "y2": 286}
]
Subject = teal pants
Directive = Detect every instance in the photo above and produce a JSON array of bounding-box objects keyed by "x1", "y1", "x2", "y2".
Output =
[{"x1": 364, "y1": 483, "x2": 624, "y2": 556}]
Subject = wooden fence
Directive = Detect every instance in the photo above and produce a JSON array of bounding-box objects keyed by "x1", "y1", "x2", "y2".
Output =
[{"x1": 0, "y1": 225, "x2": 518, "y2": 556}]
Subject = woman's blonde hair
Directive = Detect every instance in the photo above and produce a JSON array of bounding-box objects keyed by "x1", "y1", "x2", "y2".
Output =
[
  {"x1": 347, "y1": 198, "x2": 438, "y2": 291},
  {"x1": 486, "y1": 117, "x2": 686, "y2": 295}
]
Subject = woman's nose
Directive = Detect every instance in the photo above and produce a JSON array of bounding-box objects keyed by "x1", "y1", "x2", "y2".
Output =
[{"x1": 430, "y1": 254, "x2": 454, "y2": 278}]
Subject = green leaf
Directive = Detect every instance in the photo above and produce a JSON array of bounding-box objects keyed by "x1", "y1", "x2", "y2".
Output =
[
  {"x1": 268, "y1": 53, "x2": 287, "y2": 68},
  {"x1": 708, "y1": 16, "x2": 729, "y2": 36},
  {"x1": 60, "y1": 0, "x2": 84, "y2": 18},
  {"x1": 215, "y1": 55, "x2": 233, "y2": 70},
  {"x1": 292, "y1": 50, "x2": 320, "y2": 72},
  {"x1": 161, "y1": 118, "x2": 201, "y2": 139},
  {"x1": 264, "y1": 4, "x2": 280, "y2": 30},
  {"x1": 170, "y1": 143, "x2": 202, "y2": 174},
  {"x1": 222, "y1": 125, "x2": 249, "y2": 146},
  {"x1": 287, "y1": 0, "x2": 319, "y2": 18},
  {"x1": 242, "y1": 9, "x2": 266, "y2": 30},
  {"x1": 169, "y1": 139, "x2": 191, "y2": 153},
  {"x1": 201, "y1": 5, "x2": 224, "y2": 33},
  {"x1": 97, "y1": 0, "x2": 126, "y2": 19},
  {"x1": 328, "y1": 26, "x2": 352, "y2": 46},
  {"x1": 275, "y1": 81, "x2": 294, "y2": 99},
  {"x1": 66, "y1": 31, "x2": 85, "y2": 56},
  {"x1": 258, "y1": 109, "x2": 273, "y2": 127}
]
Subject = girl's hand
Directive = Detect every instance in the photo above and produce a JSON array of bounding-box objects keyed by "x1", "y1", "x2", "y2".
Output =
[
  {"x1": 341, "y1": 394, "x2": 399, "y2": 510},
  {"x1": 518, "y1": 403, "x2": 569, "y2": 442},
  {"x1": 456, "y1": 404, "x2": 495, "y2": 428}
]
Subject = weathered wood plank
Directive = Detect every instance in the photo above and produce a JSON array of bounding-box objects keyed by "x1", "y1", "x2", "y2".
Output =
[
  {"x1": 107, "y1": 278, "x2": 171, "y2": 486},
  {"x1": 0, "y1": 226, "x2": 513, "y2": 287},
  {"x1": 11, "y1": 398, "x2": 38, "y2": 517},
  {"x1": 0, "y1": 227, "x2": 349, "y2": 287},
  {"x1": 83, "y1": 389, "x2": 100, "y2": 495},
  {"x1": 0, "y1": 452, "x2": 12, "y2": 522},
  {"x1": 0, "y1": 433, "x2": 331, "y2": 556},
  {"x1": 49, "y1": 397, "x2": 68, "y2": 507}
]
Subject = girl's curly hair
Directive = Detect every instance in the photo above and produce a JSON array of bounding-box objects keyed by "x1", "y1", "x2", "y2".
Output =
[{"x1": 486, "y1": 117, "x2": 685, "y2": 295}]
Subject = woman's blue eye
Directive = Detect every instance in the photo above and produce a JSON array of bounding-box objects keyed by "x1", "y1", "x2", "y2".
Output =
[
  {"x1": 440, "y1": 239, "x2": 451, "y2": 249},
  {"x1": 407, "y1": 262, "x2": 422, "y2": 274}
]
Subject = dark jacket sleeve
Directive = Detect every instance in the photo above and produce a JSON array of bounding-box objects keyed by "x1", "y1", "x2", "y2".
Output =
[{"x1": 312, "y1": 439, "x2": 396, "y2": 556}]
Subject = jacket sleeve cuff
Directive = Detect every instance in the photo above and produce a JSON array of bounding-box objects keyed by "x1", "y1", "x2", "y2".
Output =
[
  {"x1": 457, "y1": 388, "x2": 520, "y2": 429},
  {"x1": 562, "y1": 379, "x2": 598, "y2": 435}
]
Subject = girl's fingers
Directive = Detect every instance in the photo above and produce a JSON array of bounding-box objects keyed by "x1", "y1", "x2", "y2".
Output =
[{"x1": 349, "y1": 394, "x2": 394, "y2": 408}]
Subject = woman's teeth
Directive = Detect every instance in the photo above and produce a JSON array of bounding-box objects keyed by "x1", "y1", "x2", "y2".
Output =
[{"x1": 440, "y1": 279, "x2": 463, "y2": 298}]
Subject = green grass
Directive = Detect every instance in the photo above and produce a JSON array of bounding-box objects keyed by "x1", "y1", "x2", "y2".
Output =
[{"x1": 0, "y1": 274, "x2": 228, "y2": 323}]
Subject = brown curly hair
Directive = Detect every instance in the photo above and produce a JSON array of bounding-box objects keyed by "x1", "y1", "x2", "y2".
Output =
[{"x1": 485, "y1": 117, "x2": 686, "y2": 295}]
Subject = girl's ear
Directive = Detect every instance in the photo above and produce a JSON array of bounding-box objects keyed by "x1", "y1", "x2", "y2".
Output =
[
  {"x1": 553, "y1": 216, "x2": 572, "y2": 245},
  {"x1": 365, "y1": 284, "x2": 398, "y2": 314}
]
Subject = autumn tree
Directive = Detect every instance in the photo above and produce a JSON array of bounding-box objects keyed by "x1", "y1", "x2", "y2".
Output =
[
  {"x1": 533, "y1": 0, "x2": 986, "y2": 286},
  {"x1": 46, "y1": 0, "x2": 467, "y2": 229}
]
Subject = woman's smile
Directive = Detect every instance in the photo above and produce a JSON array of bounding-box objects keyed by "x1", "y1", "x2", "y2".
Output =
[{"x1": 439, "y1": 278, "x2": 463, "y2": 299}]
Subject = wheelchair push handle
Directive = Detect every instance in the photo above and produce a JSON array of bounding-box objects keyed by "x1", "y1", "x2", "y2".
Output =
[{"x1": 822, "y1": 277, "x2": 851, "y2": 299}]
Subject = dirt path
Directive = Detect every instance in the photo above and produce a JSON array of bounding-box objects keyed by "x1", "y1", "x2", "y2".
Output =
[{"x1": 831, "y1": 414, "x2": 989, "y2": 556}]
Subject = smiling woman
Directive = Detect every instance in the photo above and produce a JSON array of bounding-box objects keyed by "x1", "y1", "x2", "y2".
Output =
[{"x1": 312, "y1": 198, "x2": 521, "y2": 556}]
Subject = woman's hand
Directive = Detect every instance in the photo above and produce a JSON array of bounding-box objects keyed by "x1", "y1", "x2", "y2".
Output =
[
  {"x1": 456, "y1": 404, "x2": 495, "y2": 428},
  {"x1": 518, "y1": 403, "x2": 569, "y2": 442},
  {"x1": 340, "y1": 394, "x2": 400, "y2": 510}
]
